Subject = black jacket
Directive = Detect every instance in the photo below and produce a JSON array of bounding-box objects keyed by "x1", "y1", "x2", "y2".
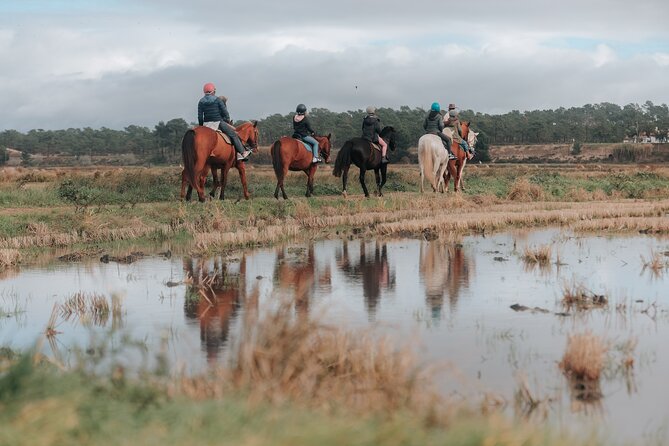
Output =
[
  {"x1": 423, "y1": 111, "x2": 444, "y2": 134},
  {"x1": 361, "y1": 114, "x2": 382, "y2": 142},
  {"x1": 292, "y1": 115, "x2": 315, "y2": 138},
  {"x1": 198, "y1": 95, "x2": 230, "y2": 126}
]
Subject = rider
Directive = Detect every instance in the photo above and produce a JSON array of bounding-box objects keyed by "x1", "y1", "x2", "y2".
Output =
[
  {"x1": 443, "y1": 103, "x2": 457, "y2": 126},
  {"x1": 423, "y1": 102, "x2": 454, "y2": 157},
  {"x1": 292, "y1": 104, "x2": 321, "y2": 164},
  {"x1": 445, "y1": 107, "x2": 474, "y2": 160},
  {"x1": 198, "y1": 83, "x2": 251, "y2": 161},
  {"x1": 362, "y1": 106, "x2": 388, "y2": 163}
]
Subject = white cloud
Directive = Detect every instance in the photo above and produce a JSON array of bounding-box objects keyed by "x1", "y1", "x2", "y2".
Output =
[
  {"x1": 592, "y1": 44, "x2": 617, "y2": 67},
  {"x1": 652, "y1": 52, "x2": 669, "y2": 66}
]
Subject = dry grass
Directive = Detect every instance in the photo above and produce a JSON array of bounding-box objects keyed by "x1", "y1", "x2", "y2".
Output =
[
  {"x1": 561, "y1": 283, "x2": 608, "y2": 310},
  {"x1": 170, "y1": 298, "x2": 443, "y2": 418},
  {"x1": 507, "y1": 178, "x2": 545, "y2": 202},
  {"x1": 0, "y1": 249, "x2": 21, "y2": 267},
  {"x1": 559, "y1": 332, "x2": 609, "y2": 381},
  {"x1": 60, "y1": 292, "x2": 120, "y2": 326},
  {"x1": 521, "y1": 244, "x2": 552, "y2": 266},
  {"x1": 641, "y1": 250, "x2": 668, "y2": 276}
]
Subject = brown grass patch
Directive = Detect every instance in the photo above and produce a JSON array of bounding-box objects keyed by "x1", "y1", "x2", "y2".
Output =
[
  {"x1": 559, "y1": 332, "x2": 608, "y2": 381},
  {"x1": 561, "y1": 283, "x2": 608, "y2": 310},
  {"x1": 60, "y1": 292, "x2": 121, "y2": 326},
  {"x1": 0, "y1": 249, "x2": 21, "y2": 267},
  {"x1": 521, "y1": 245, "x2": 552, "y2": 266},
  {"x1": 507, "y1": 178, "x2": 545, "y2": 202}
]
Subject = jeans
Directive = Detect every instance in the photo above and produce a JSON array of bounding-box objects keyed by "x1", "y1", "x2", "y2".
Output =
[
  {"x1": 459, "y1": 140, "x2": 472, "y2": 153},
  {"x1": 218, "y1": 122, "x2": 246, "y2": 154},
  {"x1": 302, "y1": 135, "x2": 319, "y2": 157}
]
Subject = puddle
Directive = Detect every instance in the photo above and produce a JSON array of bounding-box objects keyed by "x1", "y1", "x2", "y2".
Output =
[{"x1": 1, "y1": 228, "x2": 669, "y2": 441}]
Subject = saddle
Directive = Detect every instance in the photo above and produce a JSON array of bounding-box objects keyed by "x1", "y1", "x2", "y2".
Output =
[
  {"x1": 214, "y1": 130, "x2": 232, "y2": 145},
  {"x1": 370, "y1": 142, "x2": 382, "y2": 152},
  {"x1": 202, "y1": 122, "x2": 233, "y2": 144},
  {"x1": 291, "y1": 137, "x2": 311, "y2": 152}
]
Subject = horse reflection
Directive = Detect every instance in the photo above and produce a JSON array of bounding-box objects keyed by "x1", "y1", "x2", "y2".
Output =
[
  {"x1": 419, "y1": 242, "x2": 471, "y2": 320},
  {"x1": 183, "y1": 257, "x2": 242, "y2": 364},
  {"x1": 336, "y1": 240, "x2": 395, "y2": 320},
  {"x1": 274, "y1": 245, "x2": 330, "y2": 317}
]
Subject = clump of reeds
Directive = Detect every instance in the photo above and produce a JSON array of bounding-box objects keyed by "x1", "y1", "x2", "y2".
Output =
[
  {"x1": 522, "y1": 244, "x2": 552, "y2": 266},
  {"x1": 641, "y1": 250, "x2": 668, "y2": 276},
  {"x1": 507, "y1": 178, "x2": 545, "y2": 202},
  {"x1": 559, "y1": 331, "x2": 608, "y2": 381},
  {"x1": 60, "y1": 292, "x2": 117, "y2": 326},
  {"x1": 170, "y1": 297, "x2": 441, "y2": 417},
  {"x1": 0, "y1": 249, "x2": 21, "y2": 268},
  {"x1": 561, "y1": 283, "x2": 608, "y2": 310}
]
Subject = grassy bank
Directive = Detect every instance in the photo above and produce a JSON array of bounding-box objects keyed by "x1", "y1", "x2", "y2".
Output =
[
  {"x1": 1, "y1": 165, "x2": 669, "y2": 261},
  {"x1": 0, "y1": 301, "x2": 587, "y2": 446}
]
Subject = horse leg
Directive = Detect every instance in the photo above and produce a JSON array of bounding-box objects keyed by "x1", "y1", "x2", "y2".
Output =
[
  {"x1": 237, "y1": 163, "x2": 250, "y2": 200},
  {"x1": 279, "y1": 164, "x2": 289, "y2": 200},
  {"x1": 180, "y1": 170, "x2": 189, "y2": 201},
  {"x1": 419, "y1": 162, "x2": 425, "y2": 193},
  {"x1": 193, "y1": 158, "x2": 208, "y2": 202},
  {"x1": 305, "y1": 167, "x2": 315, "y2": 197},
  {"x1": 342, "y1": 165, "x2": 350, "y2": 198},
  {"x1": 374, "y1": 169, "x2": 382, "y2": 197},
  {"x1": 359, "y1": 168, "x2": 370, "y2": 198},
  {"x1": 219, "y1": 167, "x2": 229, "y2": 200},
  {"x1": 209, "y1": 166, "x2": 218, "y2": 199}
]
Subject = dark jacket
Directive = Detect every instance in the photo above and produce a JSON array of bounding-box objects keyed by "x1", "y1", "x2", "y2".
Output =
[
  {"x1": 361, "y1": 114, "x2": 382, "y2": 142},
  {"x1": 423, "y1": 111, "x2": 444, "y2": 134},
  {"x1": 292, "y1": 115, "x2": 315, "y2": 138},
  {"x1": 198, "y1": 94, "x2": 230, "y2": 126}
]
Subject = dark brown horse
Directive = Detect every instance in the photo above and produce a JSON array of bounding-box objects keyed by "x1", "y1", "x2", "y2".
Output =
[
  {"x1": 270, "y1": 134, "x2": 332, "y2": 199},
  {"x1": 180, "y1": 121, "x2": 259, "y2": 202},
  {"x1": 332, "y1": 126, "x2": 397, "y2": 198},
  {"x1": 442, "y1": 121, "x2": 478, "y2": 193}
]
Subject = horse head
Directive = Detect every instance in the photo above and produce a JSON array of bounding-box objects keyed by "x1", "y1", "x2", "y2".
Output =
[
  {"x1": 237, "y1": 120, "x2": 260, "y2": 152},
  {"x1": 315, "y1": 133, "x2": 332, "y2": 163},
  {"x1": 380, "y1": 126, "x2": 397, "y2": 151}
]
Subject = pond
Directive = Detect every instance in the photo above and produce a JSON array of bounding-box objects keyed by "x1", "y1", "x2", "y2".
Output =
[{"x1": 1, "y1": 229, "x2": 669, "y2": 442}]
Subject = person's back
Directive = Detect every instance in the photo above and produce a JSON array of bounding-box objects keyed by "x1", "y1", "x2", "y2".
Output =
[{"x1": 424, "y1": 102, "x2": 453, "y2": 156}]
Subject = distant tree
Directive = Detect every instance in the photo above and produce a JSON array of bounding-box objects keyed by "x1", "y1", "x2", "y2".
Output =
[
  {"x1": 0, "y1": 148, "x2": 8, "y2": 165},
  {"x1": 20, "y1": 151, "x2": 33, "y2": 167}
]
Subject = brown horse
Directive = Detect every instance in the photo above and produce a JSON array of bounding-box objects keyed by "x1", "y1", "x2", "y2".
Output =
[
  {"x1": 443, "y1": 121, "x2": 478, "y2": 192},
  {"x1": 181, "y1": 121, "x2": 259, "y2": 202},
  {"x1": 270, "y1": 134, "x2": 332, "y2": 199}
]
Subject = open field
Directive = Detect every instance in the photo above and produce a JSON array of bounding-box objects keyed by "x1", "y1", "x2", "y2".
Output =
[{"x1": 1, "y1": 163, "x2": 669, "y2": 261}]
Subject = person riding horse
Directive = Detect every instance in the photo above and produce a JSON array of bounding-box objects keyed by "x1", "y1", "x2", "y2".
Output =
[
  {"x1": 292, "y1": 104, "x2": 322, "y2": 164},
  {"x1": 198, "y1": 82, "x2": 252, "y2": 161},
  {"x1": 444, "y1": 108, "x2": 474, "y2": 160},
  {"x1": 423, "y1": 102, "x2": 454, "y2": 158},
  {"x1": 361, "y1": 106, "x2": 389, "y2": 163}
]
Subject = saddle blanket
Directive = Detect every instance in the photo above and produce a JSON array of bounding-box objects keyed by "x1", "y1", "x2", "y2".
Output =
[
  {"x1": 203, "y1": 121, "x2": 232, "y2": 144},
  {"x1": 292, "y1": 138, "x2": 311, "y2": 152}
]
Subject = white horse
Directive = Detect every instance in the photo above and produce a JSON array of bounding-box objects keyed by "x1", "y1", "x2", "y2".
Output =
[{"x1": 418, "y1": 134, "x2": 451, "y2": 193}]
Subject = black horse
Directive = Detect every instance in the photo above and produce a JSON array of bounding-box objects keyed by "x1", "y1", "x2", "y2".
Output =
[{"x1": 332, "y1": 126, "x2": 396, "y2": 197}]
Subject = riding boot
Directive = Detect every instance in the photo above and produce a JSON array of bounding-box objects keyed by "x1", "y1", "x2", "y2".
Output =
[{"x1": 233, "y1": 137, "x2": 251, "y2": 161}]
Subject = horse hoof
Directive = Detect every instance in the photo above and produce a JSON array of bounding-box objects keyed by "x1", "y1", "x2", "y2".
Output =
[{"x1": 342, "y1": 191, "x2": 348, "y2": 198}]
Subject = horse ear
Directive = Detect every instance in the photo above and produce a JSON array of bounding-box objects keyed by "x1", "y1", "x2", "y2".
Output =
[{"x1": 252, "y1": 120, "x2": 258, "y2": 127}]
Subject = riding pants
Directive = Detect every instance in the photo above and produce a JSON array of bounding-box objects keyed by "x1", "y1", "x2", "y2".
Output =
[
  {"x1": 377, "y1": 136, "x2": 388, "y2": 157},
  {"x1": 218, "y1": 121, "x2": 247, "y2": 154},
  {"x1": 302, "y1": 135, "x2": 320, "y2": 157}
]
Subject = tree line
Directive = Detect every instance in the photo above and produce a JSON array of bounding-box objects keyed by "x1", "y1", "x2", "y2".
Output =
[{"x1": 1, "y1": 101, "x2": 667, "y2": 164}]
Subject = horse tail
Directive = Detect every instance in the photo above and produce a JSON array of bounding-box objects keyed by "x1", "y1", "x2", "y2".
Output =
[
  {"x1": 181, "y1": 129, "x2": 197, "y2": 187},
  {"x1": 333, "y1": 141, "x2": 352, "y2": 177},
  {"x1": 418, "y1": 137, "x2": 436, "y2": 187},
  {"x1": 271, "y1": 140, "x2": 282, "y2": 177}
]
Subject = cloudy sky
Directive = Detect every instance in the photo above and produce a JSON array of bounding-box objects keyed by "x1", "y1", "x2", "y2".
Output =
[{"x1": 1, "y1": 0, "x2": 668, "y2": 131}]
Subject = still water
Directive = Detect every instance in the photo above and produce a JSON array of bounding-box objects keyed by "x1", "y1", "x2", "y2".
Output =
[{"x1": 1, "y1": 229, "x2": 669, "y2": 441}]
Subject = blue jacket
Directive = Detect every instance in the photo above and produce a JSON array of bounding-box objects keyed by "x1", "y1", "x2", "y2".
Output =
[{"x1": 198, "y1": 94, "x2": 230, "y2": 126}]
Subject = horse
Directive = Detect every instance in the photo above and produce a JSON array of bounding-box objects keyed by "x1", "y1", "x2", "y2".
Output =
[
  {"x1": 442, "y1": 121, "x2": 478, "y2": 192},
  {"x1": 180, "y1": 121, "x2": 259, "y2": 202},
  {"x1": 418, "y1": 133, "x2": 451, "y2": 193},
  {"x1": 332, "y1": 126, "x2": 397, "y2": 198},
  {"x1": 270, "y1": 134, "x2": 332, "y2": 199}
]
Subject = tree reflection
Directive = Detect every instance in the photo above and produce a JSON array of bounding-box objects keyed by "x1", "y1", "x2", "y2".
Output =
[{"x1": 336, "y1": 240, "x2": 395, "y2": 321}]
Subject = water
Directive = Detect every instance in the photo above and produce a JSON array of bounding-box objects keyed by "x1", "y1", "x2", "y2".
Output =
[{"x1": 1, "y1": 229, "x2": 669, "y2": 441}]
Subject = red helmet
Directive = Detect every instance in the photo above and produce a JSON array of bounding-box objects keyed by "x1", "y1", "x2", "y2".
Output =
[{"x1": 203, "y1": 82, "x2": 216, "y2": 94}]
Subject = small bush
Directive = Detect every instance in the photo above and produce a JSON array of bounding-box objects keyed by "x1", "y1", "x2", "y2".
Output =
[{"x1": 570, "y1": 141, "x2": 582, "y2": 155}]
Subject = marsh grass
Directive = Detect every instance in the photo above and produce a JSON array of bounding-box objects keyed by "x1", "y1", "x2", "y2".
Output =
[
  {"x1": 0, "y1": 249, "x2": 20, "y2": 267},
  {"x1": 60, "y1": 292, "x2": 121, "y2": 326},
  {"x1": 641, "y1": 250, "x2": 668, "y2": 276},
  {"x1": 522, "y1": 245, "x2": 552, "y2": 266},
  {"x1": 561, "y1": 283, "x2": 608, "y2": 310},
  {"x1": 559, "y1": 332, "x2": 608, "y2": 381}
]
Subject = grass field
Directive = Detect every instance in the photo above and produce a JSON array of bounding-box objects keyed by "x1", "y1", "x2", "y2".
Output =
[{"x1": 1, "y1": 164, "x2": 669, "y2": 260}]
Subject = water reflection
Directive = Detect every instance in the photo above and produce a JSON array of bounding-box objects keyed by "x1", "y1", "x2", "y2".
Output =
[
  {"x1": 275, "y1": 246, "x2": 331, "y2": 317},
  {"x1": 336, "y1": 241, "x2": 395, "y2": 320},
  {"x1": 182, "y1": 257, "x2": 242, "y2": 364},
  {"x1": 420, "y1": 242, "x2": 471, "y2": 320}
]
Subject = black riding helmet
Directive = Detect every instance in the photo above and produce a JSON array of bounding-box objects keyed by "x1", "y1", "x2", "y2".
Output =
[{"x1": 296, "y1": 103, "x2": 307, "y2": 114}]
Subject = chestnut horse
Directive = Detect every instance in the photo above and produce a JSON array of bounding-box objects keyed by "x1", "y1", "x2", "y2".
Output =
[
  {"x1": 442, "y1": 121, "x2": 478, "y2": 192},
  {"x1": 270, "y1": 134, "x2": 332, "y2": 199},
  {"x1": 332, "y1": 126, "x2": 397, "y2": 198},
  {"x1": 180, "y1": 121, "x2": 259, "y2": 202}
]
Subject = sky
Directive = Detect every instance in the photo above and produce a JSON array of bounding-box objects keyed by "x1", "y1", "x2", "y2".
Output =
[{"x1": 1, "y1": 0, "x2": 668, "y2": 131}]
